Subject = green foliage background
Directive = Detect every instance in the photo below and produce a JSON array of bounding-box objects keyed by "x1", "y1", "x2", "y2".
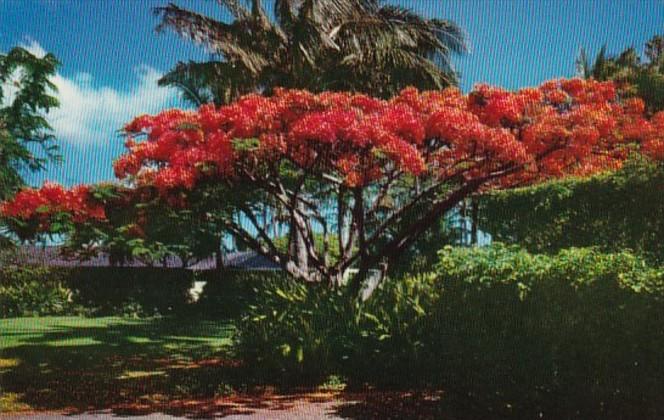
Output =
[
  {"x1": 237, "y1": 244, "x2": 664, "y2": 418},
  {"x1": 479, "y1": 157, "x2": 664, "y2": 263}
]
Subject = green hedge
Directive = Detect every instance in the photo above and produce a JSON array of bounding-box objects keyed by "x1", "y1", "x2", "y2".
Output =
[
  {"x1": 0, "y1": 264, "x2": 194, "y2": 317},
  {"x1": 196, "y1": 269, "x2": 287, "y2": 318},
  {"x1": 479, "y1": 158, "x2": 664, "y2": 263},
  {"x1": 0, "y1": 259, "x2": 285, "y2": 318},
  {"x1": 410, "y1": 245, "x2": 663, "y2": 417},
  {"x1": 67, "y1": 267, "x2": 194, "y2": 316},
  {"x1": 238, "y1": 245, "x2": 664, "y2": 418},
  {"x1": 0, "y1": 264, "x2": 79, "y2": 317}
]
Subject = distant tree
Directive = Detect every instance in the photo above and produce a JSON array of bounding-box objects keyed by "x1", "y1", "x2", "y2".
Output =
[
  {"x1": 0, "y1": 46, "x2": 60, "y2": 200},
  {"x1": 154, "y1": 0, "x2": 468, "y2": 105},
  {"x1": 0, "y1": 46, "x2": 59, "y2": 248},
  {"x1": 645, "y1": 35, "x2": 664, "y2": 65},
  {"x1": 575, "y1": 34, "x2": 664, "y2": 112},
  {"x1": 576, "y1": 45, "x2": 611, "y2": 80}
]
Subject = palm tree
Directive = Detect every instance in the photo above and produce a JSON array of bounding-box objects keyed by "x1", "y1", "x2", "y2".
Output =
[
  {"x1": 645, "y1": 35, "x2": 664, "y2": 68},
  {"x1": 576, "y1": 45, "x2": 606, "y2": 79},
  {"x1": 154, "y1": 0, "x2": 467, "y2": 105},
  {"x1": 575, "y1": 35, "x2": 664, "y2": 113},
  {"x1": 575, "y1": 44, "x2": 639, "y2": 82}
]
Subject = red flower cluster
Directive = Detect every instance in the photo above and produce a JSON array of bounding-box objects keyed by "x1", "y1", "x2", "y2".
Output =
[
  {"x1": 0, "y1": 182, "x2": 105, "y2": 228},
  {"x1": 111, "y1": 78, "x2": 664, "y2": 193},
  {"x1": 3, "y1": 78, "x2": 664, "y2": 232}
]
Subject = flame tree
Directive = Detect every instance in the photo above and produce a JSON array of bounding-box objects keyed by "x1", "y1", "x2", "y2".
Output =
[{"x1": 3, "y1": 78, "x2": 664, "y2": 296}]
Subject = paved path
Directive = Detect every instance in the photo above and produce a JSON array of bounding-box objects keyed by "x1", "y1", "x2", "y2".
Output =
[
  {"x1": 0, "y1": 393, "x2": 356, "y2": 419},
  {"x1": 1, "y1": 400, "x2": 346, "y2": 419},
  {"x1": 0, "y1": 390, "x2": 445, "y2": 419}
]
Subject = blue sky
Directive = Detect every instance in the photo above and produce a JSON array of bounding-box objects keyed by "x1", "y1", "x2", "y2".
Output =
[{"x1": 1, "y1": 0, "x2": 662, "y2": 186}]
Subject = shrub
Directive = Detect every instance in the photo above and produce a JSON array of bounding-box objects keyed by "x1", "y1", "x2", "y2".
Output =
[
  {"x1": 237, "y1": 245, "x2": 664, "y2": 417},
  {"x1": 427, "y1": 245, "x2": 664, "y2": 418},
  {"x1": 195, "y1": 270, "x2": 287, "y2": 318},
  {"x1": 479, "y1": 157, "x2": 664, "y2": 264},
  {"x1": 67, "y1": 267, "x2": 193, "y2": 316},
  {"x1": 0, "y1": 257, "x2": 196, "y2": 317},
  {"x1": 235, "y1": 277, "x2": 355, "y2": 386},
  {"x1": 0, "y1": 264, "x2": 79, "y2": 317}
]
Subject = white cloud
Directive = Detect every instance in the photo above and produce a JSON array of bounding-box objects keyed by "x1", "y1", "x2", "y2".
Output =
[
  {"x1": 5, "y1": 38, "x2": 179, "y2": 145},
  {"x1": 18, "y1": 37, "x2": 47, "y2": 58},
  {"x1": 48, "y1": 65, "x2": 179, "y2": 144}
]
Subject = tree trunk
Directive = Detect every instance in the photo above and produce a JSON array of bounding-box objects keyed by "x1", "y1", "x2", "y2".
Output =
[
  {"x1": 471, "y1": 197, "x2": 479, "y2": 246},
  {"x1": 347, "y1": 188, "x2": 367, "y2": 298},
  {"x1": 290, "y1": 201, "x2": 309, "y2": 277},
  {"x1": 215, "y1": 250, "x2": 224, "y2": 271}
]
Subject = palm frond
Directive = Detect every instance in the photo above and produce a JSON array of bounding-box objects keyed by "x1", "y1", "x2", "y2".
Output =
[
  {"x1": 576, "y1": 47, "x2": 591, "y2": 78},
  {"x1": 592, "y1": 45, "x2": 609, "y2": 80},
  {"x1": 645, "y1": 34, "x2": 664, "y2": 65},
  {"x1": 616, "y1": 47, "x2": 640, "y2": 69},
  {"x1": 215, "y1": 0, "x2": 250, "y2": 19},
  {"x1": 275, "y1": 0, "x2": 297, "y2": 29},
  {"x1": 158, "y1": 60, "x2": 257, "y2": 105},
  {"x1": 429, "y1": 18, "x2": 468, "y2": 55},
  {"x1": 154, "y1": 3, "x2": 269, "y2": 75},
  {"x1": 158, "y1": 0, "x2": 467, "y2": 99}
]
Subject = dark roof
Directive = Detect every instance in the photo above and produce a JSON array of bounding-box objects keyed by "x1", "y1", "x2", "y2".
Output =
[
  {"x1": 190, "y1": 251, "x2": 280, "y2": 271},
  {"x1": 6, "y1": 246, "x2": 280, "y2": 271}
]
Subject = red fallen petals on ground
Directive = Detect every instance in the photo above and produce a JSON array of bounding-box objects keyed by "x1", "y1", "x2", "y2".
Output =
[{"x1": 3, "y1": 78, "x2": 664, "y2": 233}]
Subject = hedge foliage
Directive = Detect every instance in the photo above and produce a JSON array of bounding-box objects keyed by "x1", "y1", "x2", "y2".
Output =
[
  {"x1": 196, "y1": 269, "x2": 288, "y2": 318},
  {"x1": 0, "y1": 256, "x2": 284, "y2": 318},
  {"x1": 479, "y1": 157, "x2": 664, "y2": 263},
  {"x1": 0, "y1": 264, "x2": 194, "y2": 318},
  {"x1": 238, "y1": 245, "x2": 664, "y2": 418},
  {"x1": 0, "y1": 264, "x2": 78, "y2": 317},
  {"x1": 68, "y1": 267, "x2": 193, "y2": 316}
]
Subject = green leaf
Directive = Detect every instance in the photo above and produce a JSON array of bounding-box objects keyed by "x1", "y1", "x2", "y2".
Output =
[
  {"x1": 275, "y1": 288, "x2": 290, "y2": 301},
  {"x1": 279, "y1": 343, "x2": 291, "y2": 357},
  {"x1": 231, "y1": 137, "x2": 260, "y2": 152}
]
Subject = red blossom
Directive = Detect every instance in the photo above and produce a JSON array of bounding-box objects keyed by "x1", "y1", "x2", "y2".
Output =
[
  {"x1": 1, "y1": 182, "x2": 106, "y2": 226},
  {"x1": 4, "y1": 78, "x2": 664, "y2": 236},
  {"x1": 63, "y1": 80, "x2": 664, "y2": 188}
]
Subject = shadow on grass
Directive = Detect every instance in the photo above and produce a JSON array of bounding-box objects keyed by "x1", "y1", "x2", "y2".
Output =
[
  {"x1": 0, "y1": 317, "x2": 467, "y2": 419},
  {"x1": 4, "y1": 317, "x2": 658, "y2": 419},
  {"x1": 1, "y1": 317, "x2": 428, "y2": 419},
  {"x1": 0, "y1": 316, "x2": 272, "y2": 416}
]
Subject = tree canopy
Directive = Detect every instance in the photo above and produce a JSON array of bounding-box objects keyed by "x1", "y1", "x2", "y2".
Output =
[
  {"x1": 154, "y1": 0, "x2": 467, "y2": 104},
  {"x1": 576, "y1": 34, "x2": 664, "y2": 112},
  {"x1": 2, "y1": 78, "x2": 663, "y2": 296},
  {"x1": 0, "y1": 46, "x2": 60, "y2": 200},
  {"x1": 481, "y1": 33, "x2": 664, "y2": 262}
]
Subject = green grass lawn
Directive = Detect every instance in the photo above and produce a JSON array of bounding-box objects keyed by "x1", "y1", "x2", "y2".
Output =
[{"x1": 0, "y1": 316, "x2": 237, "y2": 413}]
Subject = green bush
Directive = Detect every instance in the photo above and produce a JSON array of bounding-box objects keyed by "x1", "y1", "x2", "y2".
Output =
[
  {"x1": 67, "y1": 267, "x2": 193, "y2": 316},
  {"x1": 196, "y1": 269, "x2": 287, "y2": 318},
  {"x1": 479, "y1": 157, "x2": 664, "y2": 264},
  {"x1": 0, "y1": 261, "x2": 196, "y2": 317},
  {"x1": 426, "y1": 245, "x2": 664, "y2": 418},
  {"x1": 237, "y1": 245, "x2": 664, "y2": 417},
  {"x1": 235, "y1": 276, "x2": 355, "y2": 386},
  {"x1": 0, "y1": 264, "x2": 79, "y2": 317}
]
